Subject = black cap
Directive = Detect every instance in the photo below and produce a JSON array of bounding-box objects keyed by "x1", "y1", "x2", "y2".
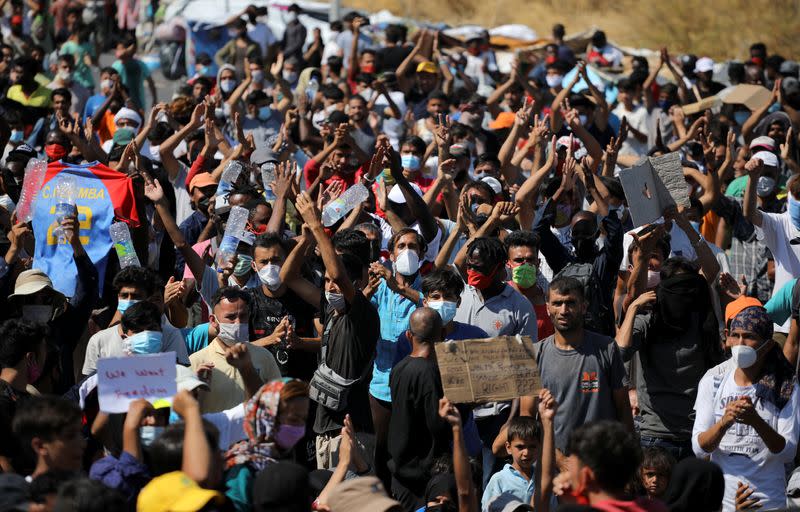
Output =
[{"x1": 7, "y1": 143, "x2": 37, "y2": 163}]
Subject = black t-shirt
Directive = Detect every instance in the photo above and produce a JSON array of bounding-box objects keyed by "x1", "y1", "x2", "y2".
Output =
[
  {"x1": 791, "y1": 279, "x2": 800, "y2": 321},
  {"x1": 0, "y1": 380, "x2": 32, "y2": 473},
  {"x1": 313, "y1": 291, "x2": 380, "y2": 435},
  {"x1": 387, "y1": 356, "x2": 449, "y2": 485},
  {"x1": 379, "y1": 45, "x2": 413, "y2": 72},
  {"x1": 248, "y1": 286, "x2": 318, "y2": 381}
]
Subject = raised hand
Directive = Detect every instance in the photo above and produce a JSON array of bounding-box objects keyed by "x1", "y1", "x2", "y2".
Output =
[
  {"x1": 142, "y1": 172, "x2": 165, "y2": 204},
  {"x1": 515, "y1": 100, "x2": 534, "y2": 128},
  {"x1": 438, "y1": 397, "x2": 461, "y2": 427},
  {"x1": 270, "y1": 52, "x2": 285, "y2": 78},
  {"x1": 189, "y1": 101, "x2": 206, "y2": 127},
  {"x1": 171, "y1": 389, "x2": 200, "y2": 419},
  {"x1": 164, "y1": 276, "x2": 186, "y2": 305},
  {"x1": 317, "y1": 180, "x2": 343, "y2": 210},
  {"x1": 295, "y1": 191, "x2": 322, "y2": 227},
  {"x1": 720, "y1": 272, "x2": 748, "y2": 301},
  {"x1": 745, "y1": 156, "x2": 763, "y2": 177},
  {"x1": 491, "y1": 201, "x2": 521, "y2": 223},
  {"x1": 537, "y1": 388, "x2": 558, "y2": 422},
  {"x1": 433, "y1": 113, "x2": 452, "y2": 146},
  {"x1": 630, "y1": 290, "x2": 657, "y2": 309},
  {"x1": 224, "y1": 342, "x2": 253, "y2": 370}
]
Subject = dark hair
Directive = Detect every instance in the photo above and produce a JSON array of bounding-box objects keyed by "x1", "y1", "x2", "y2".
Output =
[
  {"x1": 627, "y1": 235, "x2": 670, "y2": 264},
  {"x1": 326, "y1": 56, "x2": 344, "y2": 75},
  {"x1": 566, "y1": 420, "x2": 642, "y2": 492},
  {"x1": 340, "y1": 253, "x2": 365, "y2": 283},
  {"x1": 332, "y1": 229, "x2": 370, "y2": 267},
  {"x1": 246, "y1": 89, "x2": 270, "y2": 106},
  {"x1": 29, "y1": 470, "x2": 78, "y2": 503},
  {"x1": 507, "y1": 416, "x2": 542, "y2": 443},
  {"x1": 329, "y1": 20, "x2": 343, "y2": 32},
  {"x1": 120, "y1": 301, "x2": 162, "y2": 333},
  {"x1": 193, "y1": 76, "x2": 213, "y2": 91},
  {"x1": 0, "y1": 319, "x2": 47, "y2": 368},
  {"x1": 617, "y1": 77, "x2": 637, "y2": 93},
  {"x1": 427, "y1": 90, "x2": 449, "y2": 103},
  {"x1": 385, "y1": 24, "x2": 406, "y2": 44},
  {"x1": 13, "y1": 395, "x2": 82, "y2": 446},
  {"x1": 348, "y1": 93, "x2": 367, "y2": 106},
  {"x1": 211, "y1": 286, "x2": 252, "y2": 309},
  {"x1": 462, "y1": 180, "x2": 496, "y2": 202},
  {"x1": 118, "y1": 32, "x2": 137, "y2": 50},
  {"x1": 147, "y1": 420, "x2": 220, "y2": 476},
  {"x1": 14, "y1": 56, "x2": 39, "y2": 77},
  {"x1": 545, "y1": 60, "x2": 569, "y2": 74},
  {"x1": 322, "y1": 83, "x2": 344, "y2": 101},
  {"x1": 749, "y1": 42, "x2": 767, "y2": 56},
  {"x1": 388, "y1": 227, "x2": 427, "y2": 255},
  {"x1": 51, "y1": 87, "x2": 72, "y2": 104},
  {"x1": 475, "y1": 153, "x2": 501, "y2": 169},
  {"x1": 640, "y1": 446, "x2": 675, "y2": 475},
  {"x1": 254, "y1": 232, "x2": 290, "y2": 256},
  {"x1": 548, "y1": 276, "x2": 585, "y2": 301},
  {"x1": 100, "y1": 66, "x2": 118, "y2": 77},
  {"x1": 504, "y1": 230, "x2": 540, "y2": 252},
  {"x1": 422, "y1": 268, "x2": 464, "y2": 298},
  {"x1": 400, "y1": 135, "x2": 426, "y2": 154},
  {"x1": 113, "y1": 266, "x2": 157, "y2": 297},
  {"x1": 659, "y1": 256, "x2": 699, "y2": 280},
  {"x1": 229, "y1": 183, "x2": 261, "y2": 201},
  {"x1": 57, "y1": 53, "x2": 75, "y2": 67},
  {"x1": 465, "y1": 237, "x2": 508, "y2": 267},
  {"x1": 53, "y1": 478, "x2": 125, "y2": 512}
]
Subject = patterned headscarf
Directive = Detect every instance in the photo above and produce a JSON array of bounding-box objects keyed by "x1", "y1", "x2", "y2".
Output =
[
  {"x1": 730, "y1": 306, "x2": 773, "y2": 342},
  {"x1": 224, "y1": 380, "x2": 287, "y2": 471}
]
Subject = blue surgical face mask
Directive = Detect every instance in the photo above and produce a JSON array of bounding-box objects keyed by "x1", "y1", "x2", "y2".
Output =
[
  {"x1": 258, "y1": 105, "x2": 272, "y2": 121},
  {"x1": 401, "y1": 154, "x2": 421, "y2": 171},
  {"x1": 168, "y1": 409, "x2": 181, "y2": 424},
  {"x1": 657, "y1": 99, "x2": 672, "y2": 110},
  {"x1": 789, "y1": 194, "x2": 800, "y2": 231},
  {"x1": 9, "y1": 130, "x2": 23, "y2": 143},
  {"x1": 117, "y1": 299, "x2": 140, "y2": 314},
  {"x1": 427, "y1": 300, "x2": 458, "y2": 325},
  {"x1": 198, "y1": 65, "x2": 210, "y2": 76},
  {"x1": 126, "y1": 330, "x2": 163, "y2": 355},
  {"x1": 139, "y1": 425, "x2": 164, "y2": 447}
]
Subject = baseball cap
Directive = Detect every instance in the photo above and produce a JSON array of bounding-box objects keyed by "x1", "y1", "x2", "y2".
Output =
[
  {"x1": 556, "y1": 135, "x2": 581, "y2": 151},
  {"x1": 137, "y1": 472, "x2": 224, "y2": 512},
  {"x1": 783, "y1": 77, "x2": 800, "y2": 97},
  {"x1": 326, "y1": 476, "x2": 401, "y2": 512},
  {"x1": 780, "y1": 60, "x2": 800, "y2": 78},
  {"x1": 188, "y1": 172, "x2": 218, "y2": 191},
  {"x1": 7, "y1": 143, "x2": 37, "y2": 163},
  {"x1": 694, "y1": 57, "x2": 714, "y2": 73},
  {"x1": 176, "y1": 365, "x2": 209, "y2": 392},
  {"x1": 756, "y1": 176, "x2": 776, "y2": 197},
  {"x1": 9, "y1": 269, "x2": 66, "y2": 303},
  {"x1": 0, "y1": 474, "x2": 29, "y2": 512},
  {"x1": 449, "y1": 143, "x2": 470, "y2": 158},
  {"x1": 416, "y1": 61, "x2": 438, "y2": 75},
  {"x1": 489, "y1": 112, "x2": 516, "y2": 130},
  {"x1": 752, "y1": 150, "x2": 779, "y2": 168},
  {"x1": 724, "y1": 295, "x2": 763, "y2": 324},
  {"x1": 480, "y1": 176, "x2": 503, "y2": 195},
  {"x1": 388, "y1": 183, "x2": 423, "y2": 204},
  {"x1": 749, "y1": 135, "x2": 776, "y2": 152}
]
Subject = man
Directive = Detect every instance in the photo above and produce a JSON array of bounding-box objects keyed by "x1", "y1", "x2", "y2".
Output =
[
  {"x1": 524, "y1": 276, "x2": 632, "y2": 454},
  {"x1": 46, "y1": 54, "x2": 90, "y2": 117},
  {"x1": 281, "y1": 4, "x2": 307, "y2": 64},
  {"x1": 612, "y1": 78, "x2": 649, "y2": 156},
  {"x1": 691, "y1": 57, "x2": 726, "y2": 101},
  {"x1": 6, "y1": 57, "x2": 51, "y2": 124},
  {"x1": 189, "y1": 287, "x2": 280, "y2": 413},
  {"x1": 0, "y1": 320, "x2": 47, "y2": 474},
  {"x1": 111, "y1": 33, "x2": 157, "y2": 109},
  {"x1": 294, "y1": 191, "x2": 380, "y2": 470},
  {"x1": 82, "y1": 267, "x2": 190, "y2": 376},
  {"x1": 743, "y1": 156, "x2": 800, "y2": 337},
  {"x1": 28, "y1": 87, "x2": 71, "y2": 151},
  {"x1": 505, "y1": 230, "x2": 553, "y2": 340},
  {"x1": 693, "y1": 306, "x2": 799, "y2": 511},
  {"x1": 387, "y1": 308, "x2": 450, "y2": 510},
  {"x1": 347, "y1": 94, "x2": 376, "y2": 154}
]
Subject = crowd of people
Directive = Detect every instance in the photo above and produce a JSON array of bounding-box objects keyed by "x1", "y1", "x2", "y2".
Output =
[{"x1": 0, "y1": 2, "x2": 800, "y2": 511}]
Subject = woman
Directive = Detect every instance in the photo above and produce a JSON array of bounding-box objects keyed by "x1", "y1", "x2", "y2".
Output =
[{"x1": 223, "y1": 379, "x2": 310, "y2": 511}]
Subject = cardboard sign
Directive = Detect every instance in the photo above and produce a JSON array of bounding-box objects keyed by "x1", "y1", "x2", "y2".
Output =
[
  {"x1": 97, "y1": 352, "x2": 177, "y2": 413},
  {"x1": 650, "y1": 152, "x2": 690, "y2": 208},
  {"x1": 435, "y1": 336, "x2": 540, "y2": 404},
  {"x1": 618, "y1": 161, "x2": 672, "y2": 227},
  {"x1": 722, "y1": 84, "x2": 771, "y2": 111},
  {"x1": 681, "y1": 95, "x2": 720, "y2": 115}
]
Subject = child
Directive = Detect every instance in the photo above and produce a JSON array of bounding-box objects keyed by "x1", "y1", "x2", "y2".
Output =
[{"x1": 636, "y1": 447, "x2": 675, "y2": 501}]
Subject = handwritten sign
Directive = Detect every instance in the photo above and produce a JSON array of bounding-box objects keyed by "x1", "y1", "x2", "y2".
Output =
[
  {"x1": 650, "y1": 152, "x2": 690, "y2": 208},
  {"x1": 435, "y1": 336, "x2": 540, "y2": 404},
  {"x1": 97, "y1": 352, "x2": 177, "y2": 413}
]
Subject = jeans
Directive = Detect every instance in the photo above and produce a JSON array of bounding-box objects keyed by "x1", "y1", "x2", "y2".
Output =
[{"x1": 639, "y1": 435, "x2": 694, "y2": 461}]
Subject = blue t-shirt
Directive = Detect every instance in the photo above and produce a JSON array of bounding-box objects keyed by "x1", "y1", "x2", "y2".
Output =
[
  {"x1": 83, "y1": 94, "x2": 106, "y2": 122},
  {"x1": 765, "y1": 278, "x2": 797, "y2": 326},
  {"x1": 181, "y1": 323, "x2": 210, "y2": 355}
]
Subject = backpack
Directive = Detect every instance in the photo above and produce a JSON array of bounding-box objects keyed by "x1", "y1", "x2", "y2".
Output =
[{"x1": 553, "y1": 262, "x2": 612, "y2": 335}]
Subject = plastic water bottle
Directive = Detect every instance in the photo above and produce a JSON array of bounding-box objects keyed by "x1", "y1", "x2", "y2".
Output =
[
  {"x1": 110, "y1": 222, "x2": 140, "y2": 268},
  {"x1": 261, "y1": 162, "x2": 276, "y2": 200},
  {"x1": 306, "y1": 78, "x2": 319, "y2": 102},
  {"x1": 52, "y1": 174, "x2": 78, "y2": 241},
  {"x1": 16, "y1": 159, "x2": 47, "y2": 223},
  {"x1": 321, "y1": 183, "x2": 369, "y2": 227},
  {"x1": 216, "y1": 206, "x2": 251, "y2": 267},
  {"x1": 214, "y1": 162, "x2": 244, "y2": 213}
]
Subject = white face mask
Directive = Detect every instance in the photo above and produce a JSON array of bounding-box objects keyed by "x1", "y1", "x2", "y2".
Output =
[
  {"x1": 546, "y1": 74, "x2": 563, "y2": 88},
  {"x1": 325, "y1": 291, "x2": 347, "y2": 311},
  {"x1": 216, "y1": 321, "x2": 249, "y2": 345},
  {"x1": 257, "y1": 263, "x2": 282, "y2": 291},
  {"x1": 101, "y1": 78, "x2": 114, "y2": 92},
  {"x1": 393, "y1": 249, "x2": 420, "y2": 276},
  {"x1": 730, "y1": 342, "x2": 767, "y2": 369},
  {"x1": 22, "y1": 305, "x2": 54, "y2": 323},
  {"x1": 646, "y1": 270, "x2": 661, "y2": 289},
  {"x1": 251, "y1": 70, "x2": 264, "y2": 83}
]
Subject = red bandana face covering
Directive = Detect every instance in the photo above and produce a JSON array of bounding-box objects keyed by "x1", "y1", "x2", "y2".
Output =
[
  {"x1": 45, "y1": 144, "x2": 68, "y2": 160},
  {"x1": 467, "y1": 264, "x2": 498, "y2": 290}
]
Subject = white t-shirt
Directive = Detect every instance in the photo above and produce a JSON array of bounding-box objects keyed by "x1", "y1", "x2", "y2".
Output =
[
  {"x1": 756, "y1": 211, "x2": 800, "y2": 333},
  {"x1": 171, "y1": 161, "x2": 193, "y2": 226},
  {"x1": 692, "y1": 369, "x2": 800, "y2": 511},
  {"x1": 372, "y1": 90, "x2": 407, "y2": 149},
  {"x1": 612, "y1": 103, "x2": 649, "y2": 157},
  {"x1": 203, "y1": 403, "x2": 246, "y2": 450}
]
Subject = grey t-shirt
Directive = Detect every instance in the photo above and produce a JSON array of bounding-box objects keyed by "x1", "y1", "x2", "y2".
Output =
[
  {"x1": 534, "y1": 331, "x2": 628, "y2": 451},
  {"x1": 622, "y1": 312, "x2": 708, "y2": 441}
]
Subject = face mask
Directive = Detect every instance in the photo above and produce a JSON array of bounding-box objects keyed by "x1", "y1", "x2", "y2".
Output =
[
  {"x1": 287, "y1": 12, "x2": 298, "y2": 22},
  {"x1": 400, "y1": 154, "x2": 421, "y2": 171},
  {"x1": 168, "y1": 409, "x2": 181, "y2": 424},
  {"x1": 139, "y1": 426, "x2": 164, "y2": 447},
  {"x1": 657, "y1": 99, "x2": 672, "y2": 110},
  {"x1": 45, "y1": 143, "x2": 68, "y2": 160},
  {"x1": 258, "y1": 263, "x2": 282, "y2": 290},
  {"x1": 646, "y1": 270, "x2": 661, "y2": 289},
  {"x1": 360, "y1": 64, "x2": 376, "y2": 74},
  {"x1": 234, "y1": 254, "x2": 253, "y2": 277},
  {"x1": 546, "y1": 74, "x2": 563, "y2": 88},
  {"x1": 394, "y1": 249, "x2": 420, "y2": 276},
  {"x1": 117, "y1": 298, "x2": 140, "y2": 314},
  {"x1": 57, "y1": 70, "x2": 72, "y2": 82},
  {"x1": 198, "y1": 65, "x2": 210, "y2": 77},
  {"x1": 730, "y1": 343, "x2": 766, "y2": 369},
  {"x1": 578, "y1": 114, "x2": 589, "y2": 126},
  {"x1": 216, "y1": 321, "x2": 249, "y2": 345},
  {"x1": 789, "y1": 194, "x2": 800, "y2": 231},
  {"x1": 428, "y1": 300, "x2": 457, "y2": 324},
  {"x1": 22, "y1": 305, "x2": 54, "y2": 323},
  {"x1": 26, "y1": 357, "x2": 42, "y2": 383},
  {"x1": 251, "y1": 70, "x2": 264, "y2": 83},
  {"x1": 511, "y1": 263, "x2": 537, "y2": 289},
  {"x1": 100, "y1": 78, "x2": 114, "y2": 92},
  {"x1": 282, "y1": 70, "x2": 298, "y2": 83},
  {"x1": 219, "y1": 79, "x2": 236, "y2": 93},
  {"x1": 325, "y1": 291, "x2": 347, "y2": 311},
  {"x1": 467, "y1": 266, "x2": 497, "y2": 290},
  {"x1": 274, "y1": 423, "x2": 305, "y2": 450},
  {"x1": 125, "y1": 330, "x2": 163, "y2": 355},
  {"x1": 9, "y1": 130, "x2": 23, "y2": 143},
  {"x1": 258, "y1": 105, "x2": 272, "y2": 121},
  {"x1": 734, "y1": 110, "x2": 750, "y2": 126},
  {"x1": 554, "y1": 203, "x2": 572, "y2": 226}
]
